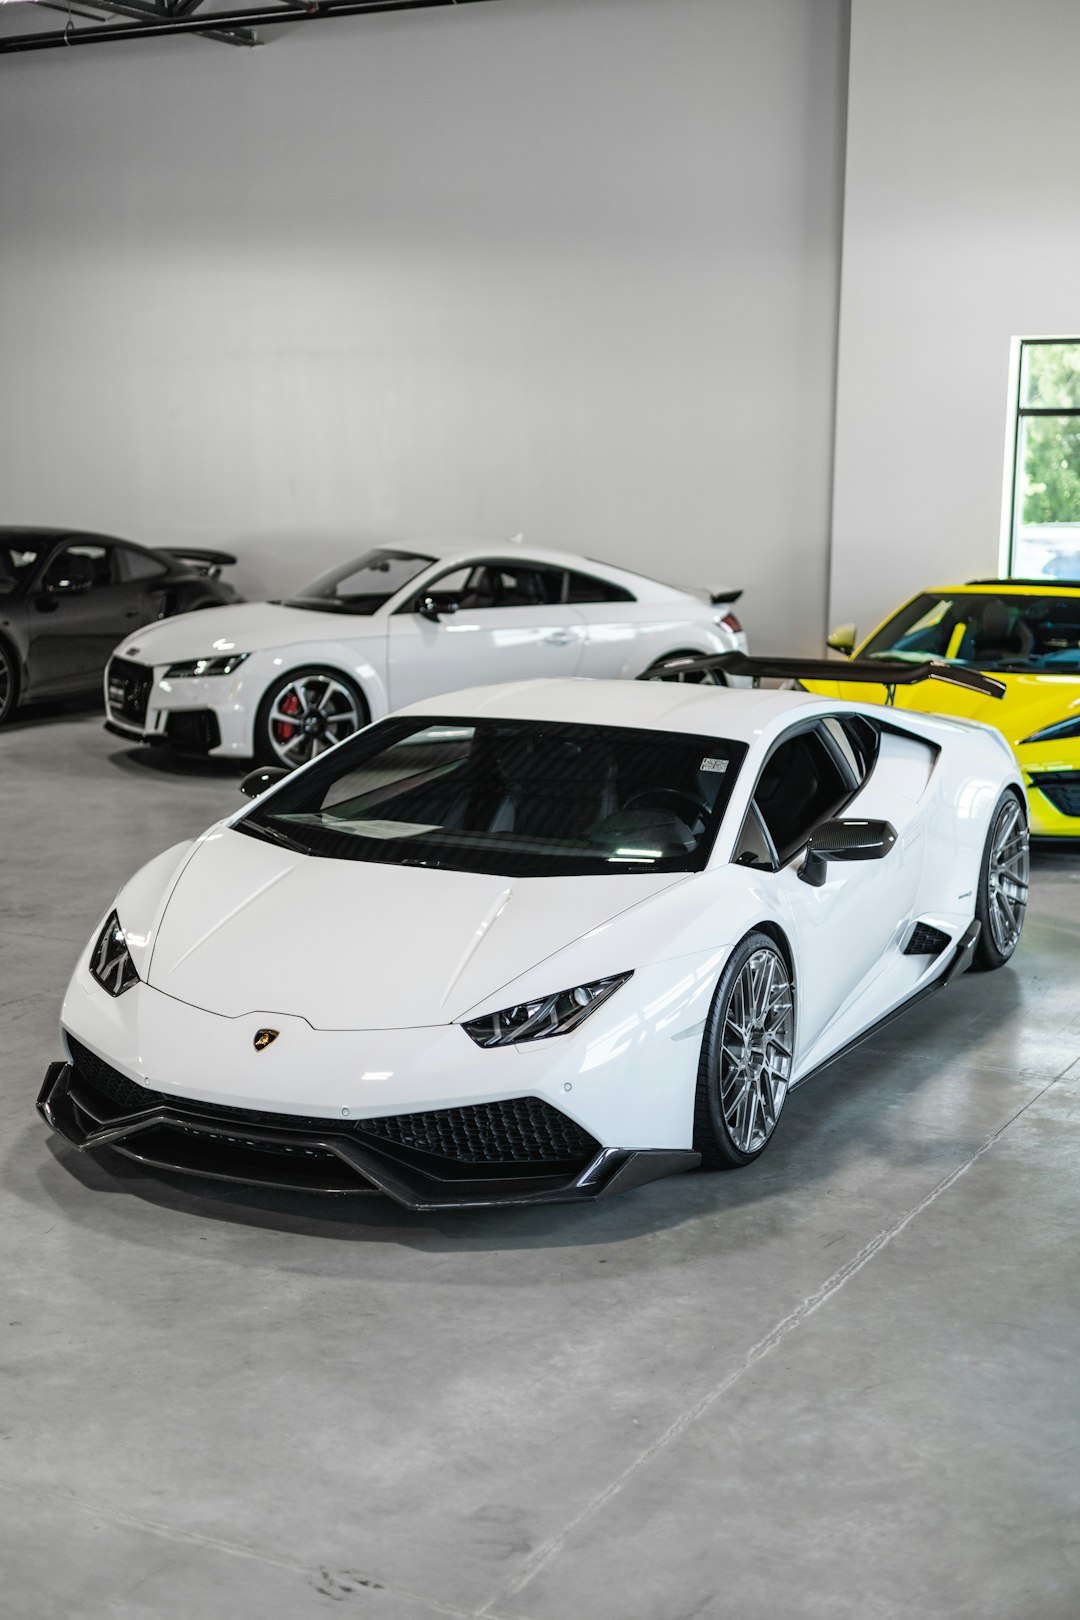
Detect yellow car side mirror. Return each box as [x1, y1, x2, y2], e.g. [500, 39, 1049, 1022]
[826, 623, 856, 656]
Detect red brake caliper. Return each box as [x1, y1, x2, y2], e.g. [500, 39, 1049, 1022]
[275, 690, 301, 741]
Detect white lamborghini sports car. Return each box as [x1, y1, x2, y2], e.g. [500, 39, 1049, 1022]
[102, 542, 747, 765]
[40, 664, 1028, 1211]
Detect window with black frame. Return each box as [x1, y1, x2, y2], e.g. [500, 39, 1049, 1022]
[1009, 340, 1080, 580]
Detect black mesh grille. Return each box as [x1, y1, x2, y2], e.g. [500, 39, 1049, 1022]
[68, 1037, 158, 1109]
[106, 657, 153, 727]
[359, 1097, 595, 1164]
[1032, 773, 1080, 819]
[904, 922, 951, 957]
[165, 710, 221, 754]
[65, 1037, 598, 1167]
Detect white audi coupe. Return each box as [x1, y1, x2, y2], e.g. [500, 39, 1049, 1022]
[102, 542, 747, 765]
[40, 667, 1028, 1210]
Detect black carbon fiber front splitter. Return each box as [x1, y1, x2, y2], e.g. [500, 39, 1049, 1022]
[36, 1063, 699, 1210]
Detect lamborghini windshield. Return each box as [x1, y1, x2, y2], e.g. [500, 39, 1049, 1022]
[284, 549, 434, 615]
[238, 718, 746, 877]
[862, 591, 1080, 673]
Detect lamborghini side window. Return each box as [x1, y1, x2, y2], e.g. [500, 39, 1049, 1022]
[732, 803, 775, 870]
[752, 729, 851, 865]
[821, 715, 879, 785]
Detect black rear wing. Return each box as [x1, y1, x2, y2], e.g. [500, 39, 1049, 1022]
[707, 588, 742, 606]
[155, 546, 238, 580]
[642, 652, 1006, 704]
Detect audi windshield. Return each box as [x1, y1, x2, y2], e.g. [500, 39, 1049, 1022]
[284, 549, 434, 615]
[238, 718, 747, 877]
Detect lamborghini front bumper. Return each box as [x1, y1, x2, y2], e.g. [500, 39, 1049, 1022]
[37, 1055, 697, 1210]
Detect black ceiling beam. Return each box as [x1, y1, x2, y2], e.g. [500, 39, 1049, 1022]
[0, 0, 500, 54]
[68, 0, 258, 45]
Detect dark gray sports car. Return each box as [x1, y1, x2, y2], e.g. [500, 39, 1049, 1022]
[0, 527, 241, 727]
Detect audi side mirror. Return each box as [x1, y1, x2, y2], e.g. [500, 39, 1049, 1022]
[799, 818, 897, 887]
[239, 765, 290, 799]
[417, 595, 458, 623]
[826, 623, 856, 655]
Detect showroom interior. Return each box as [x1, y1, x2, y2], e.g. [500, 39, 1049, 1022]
[2, 1, 1079, 1616]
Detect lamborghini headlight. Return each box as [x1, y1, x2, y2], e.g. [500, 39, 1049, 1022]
[164, 654, 249, 678]
[90, 911, 139, 998]
[1021, 715, 1080, 745]
[462, 972, 632, 1048]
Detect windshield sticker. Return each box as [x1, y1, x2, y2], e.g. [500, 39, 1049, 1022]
[700, 757, 729, 773]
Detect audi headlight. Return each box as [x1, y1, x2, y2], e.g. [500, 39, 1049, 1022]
[90, 911, 139, 997]
[1021, 715, 1080, 745]
[164, 654, 249, 678]
[462, 972, 632, 1048]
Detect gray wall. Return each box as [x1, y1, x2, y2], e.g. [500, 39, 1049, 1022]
[0, 0, 848, 652]
[830, 0, 1080, 641]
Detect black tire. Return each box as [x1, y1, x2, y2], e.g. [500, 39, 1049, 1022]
[645, 651, 728, 686]
[254, 665, 368, 769]
[0, 638, 18, 726]
[971, 789, 1029, 971]
[694, 931, 795, 1169]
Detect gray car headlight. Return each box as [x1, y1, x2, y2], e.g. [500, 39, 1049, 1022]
[90, 911, 139, 998]
[1021, 715, 1080, 745]
[462, 972, 632, 1048]
[164, 654, 249, 678]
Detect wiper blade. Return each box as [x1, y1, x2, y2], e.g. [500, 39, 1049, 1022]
[237, 819, 309, 855]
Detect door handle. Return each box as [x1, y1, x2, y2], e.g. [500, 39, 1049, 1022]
[544, 630, 577, 646]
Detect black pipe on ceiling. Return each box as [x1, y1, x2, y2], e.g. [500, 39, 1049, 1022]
[0, 0, 500, 54]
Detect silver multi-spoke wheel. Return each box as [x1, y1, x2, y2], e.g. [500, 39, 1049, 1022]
[718, 946, 794, 1156]
[264, 673, 362, 768]
[986, 795, 1029, 957]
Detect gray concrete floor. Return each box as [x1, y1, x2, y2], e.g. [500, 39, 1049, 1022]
[2, 702, 1080, 1620]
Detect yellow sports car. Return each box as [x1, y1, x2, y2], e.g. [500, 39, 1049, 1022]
[809, 579, 1080, 837]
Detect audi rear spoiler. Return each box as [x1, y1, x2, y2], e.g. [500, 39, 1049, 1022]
[642, 652, 1006, 703]
[707, 588, 742, 606]
[155, 546, 238, 579]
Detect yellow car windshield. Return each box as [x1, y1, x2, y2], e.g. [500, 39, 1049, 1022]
[861, 591, 1080, 674]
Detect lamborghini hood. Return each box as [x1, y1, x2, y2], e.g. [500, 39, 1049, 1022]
[115, 600, 382, 664]
[801, 670, 1080, 748]
[141, 827, 685, 1030]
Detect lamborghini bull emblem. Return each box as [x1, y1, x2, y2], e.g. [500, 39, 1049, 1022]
[253, 1028, 280, 1052]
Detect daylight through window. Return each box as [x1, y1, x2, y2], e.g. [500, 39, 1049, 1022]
[1009, 339, 1080, 579]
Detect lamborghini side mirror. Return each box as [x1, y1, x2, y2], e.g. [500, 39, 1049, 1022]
[799, 818, 897, 886]
[240, 765, 290, 799]
[826, 623, 856, 656]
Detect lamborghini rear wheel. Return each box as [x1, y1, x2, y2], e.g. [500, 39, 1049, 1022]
[971, 790, 1029, 971]
[694, 932, 795, 1169]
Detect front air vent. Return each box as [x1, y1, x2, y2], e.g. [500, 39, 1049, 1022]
[903, 923, 951, 957]
[1031, 772, 1080, 819]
